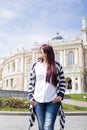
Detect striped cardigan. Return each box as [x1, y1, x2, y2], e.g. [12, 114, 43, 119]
[28, 61, 66, 130]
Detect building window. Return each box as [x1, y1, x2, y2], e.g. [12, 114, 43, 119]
[8, 63, 10, 73]
[17, 58, 21, 72]
[85, 75, 87, 85]
[75, 78, 78, 80]
[6, 80, 8, 87]
[11, 78, 13, 87]
[26, 58, 30, 72]
[68, 51, 74, 65]
[55, 53, 60, 63]
[12, 61, 15, 72]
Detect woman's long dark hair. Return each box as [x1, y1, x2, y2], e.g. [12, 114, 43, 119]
[39, 44, 57, 87]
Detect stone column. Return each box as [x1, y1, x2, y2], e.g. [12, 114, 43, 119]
[78, 77, 82, 93]
[72, 77, 76, 93]
[63, 50, 66, 67]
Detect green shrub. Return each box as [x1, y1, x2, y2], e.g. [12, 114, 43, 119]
[0, 97, 29, 109]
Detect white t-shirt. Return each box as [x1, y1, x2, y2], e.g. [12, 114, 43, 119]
[33, 62, 57, 103]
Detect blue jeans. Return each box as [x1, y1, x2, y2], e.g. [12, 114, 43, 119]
[34, 101, 61, 130]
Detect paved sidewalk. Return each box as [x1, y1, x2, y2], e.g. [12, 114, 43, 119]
[0, 110, 87, 116]
[0, 114, 87, 130]
[63, 99, 87, 108]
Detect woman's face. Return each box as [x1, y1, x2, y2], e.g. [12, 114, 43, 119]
[39, 48, 47, 59]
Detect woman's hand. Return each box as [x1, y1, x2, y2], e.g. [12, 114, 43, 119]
[52, 96, 62, 103]
[30, 98, 36, 106]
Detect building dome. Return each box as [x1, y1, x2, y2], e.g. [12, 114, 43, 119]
[51, 32, 63, 41]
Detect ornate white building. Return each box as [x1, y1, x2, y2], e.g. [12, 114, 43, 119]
[0, 17, 87, 94]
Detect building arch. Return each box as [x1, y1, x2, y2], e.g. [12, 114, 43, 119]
[66, 77, 72, 89]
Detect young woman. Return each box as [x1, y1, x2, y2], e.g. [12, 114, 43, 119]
[28, 44, 66, 130]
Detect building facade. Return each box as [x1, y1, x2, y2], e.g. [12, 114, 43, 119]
[0, 17, 87, 94]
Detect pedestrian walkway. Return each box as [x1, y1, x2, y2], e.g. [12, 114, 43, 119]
[63, 99, 87, 108]
[0, 114, 87, 130]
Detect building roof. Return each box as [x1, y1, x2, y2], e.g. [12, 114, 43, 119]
[51, 32, 63, 41]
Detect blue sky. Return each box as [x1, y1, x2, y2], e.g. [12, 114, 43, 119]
[0, 0, 87, 58]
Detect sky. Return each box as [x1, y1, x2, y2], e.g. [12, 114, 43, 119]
[0, 0, 87, 58]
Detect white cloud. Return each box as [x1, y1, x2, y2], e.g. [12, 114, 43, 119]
[0, 8, 19, 19]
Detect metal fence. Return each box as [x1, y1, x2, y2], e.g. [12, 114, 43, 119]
[0, 90, 28, 98]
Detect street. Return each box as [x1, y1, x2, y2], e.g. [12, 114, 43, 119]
[0, 114, 87, 130]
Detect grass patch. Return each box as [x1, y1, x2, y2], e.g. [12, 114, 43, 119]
[0, 107, 29, 112]
[66, 93, 87, 102]
[0, 104, 87, 112]
[63, 103, 87, 111]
